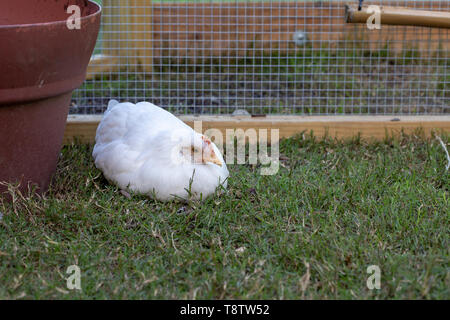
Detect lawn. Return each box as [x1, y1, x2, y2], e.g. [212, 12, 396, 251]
[0, 132, 448, 299]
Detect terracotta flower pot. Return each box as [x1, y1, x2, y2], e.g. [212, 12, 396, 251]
[0, 0, 101, 197]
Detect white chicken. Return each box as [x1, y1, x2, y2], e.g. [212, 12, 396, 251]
[92, 100, 229, 201]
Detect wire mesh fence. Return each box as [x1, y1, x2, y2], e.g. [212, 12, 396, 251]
[71, 0, 449, 115]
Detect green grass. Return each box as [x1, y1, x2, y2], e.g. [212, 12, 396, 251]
[0, 133, 449, 299]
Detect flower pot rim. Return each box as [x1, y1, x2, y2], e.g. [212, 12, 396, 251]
[0, 0, 101, 30]
[0, 0, 102, 105]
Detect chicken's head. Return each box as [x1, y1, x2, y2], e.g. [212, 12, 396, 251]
[177, 133, 222, 167]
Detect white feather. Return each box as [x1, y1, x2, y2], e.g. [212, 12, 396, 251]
[93, 101, 229, 201]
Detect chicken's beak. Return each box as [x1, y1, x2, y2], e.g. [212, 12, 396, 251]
[203, 152, 222, 167]
[201, 135, 222, 167]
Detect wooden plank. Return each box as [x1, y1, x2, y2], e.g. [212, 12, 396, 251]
[101, 0, 139, 65]
[346, 4, 450, 29]
[64, 115, 450, 144]
[64, 115, 102, 144]
[131, 0, 153, 72]
[86, 54, 119, 80]
[101, 0, 152, 71]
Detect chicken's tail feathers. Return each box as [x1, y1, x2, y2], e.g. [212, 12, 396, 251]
[107, 99, 120, 109]
[104, 99, 120, 116]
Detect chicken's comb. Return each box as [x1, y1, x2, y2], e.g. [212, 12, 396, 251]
[201, 136, 211, 145]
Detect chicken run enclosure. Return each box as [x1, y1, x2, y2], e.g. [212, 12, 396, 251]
[67, 0, 450, 142]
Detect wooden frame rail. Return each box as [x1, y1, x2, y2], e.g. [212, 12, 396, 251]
[64, 115, 450, 144]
